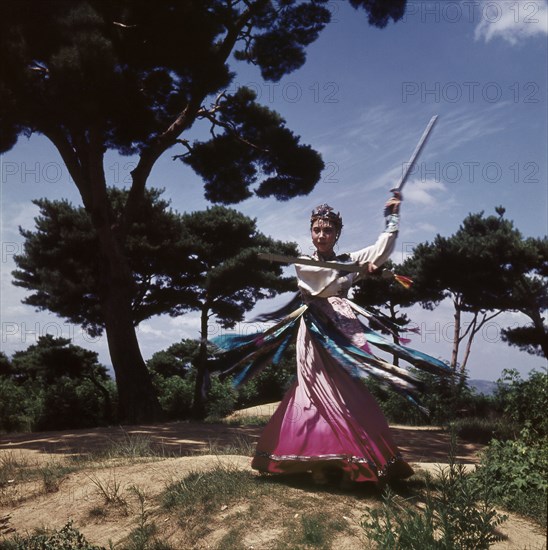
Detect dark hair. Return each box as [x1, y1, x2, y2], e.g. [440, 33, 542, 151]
[310, 204, 343, 239]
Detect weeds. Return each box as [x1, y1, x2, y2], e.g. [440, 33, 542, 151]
[39, 463, 73, 493]
[473, 430, 548, 527]
[104, 433, 158, 460]
[204, 434, 256, 456]
[87, 472, 127, 508]
[360, 432, 507, 549]
[163, 466, 259, 513]
[221, 414, 270, 427]
[0, 520, 103, 550]
[0, 453, 26, 488]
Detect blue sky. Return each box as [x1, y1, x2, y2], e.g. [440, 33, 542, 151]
[1, 0, 547, 381]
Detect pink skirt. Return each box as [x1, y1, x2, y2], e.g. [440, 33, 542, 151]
[251, 301, 413, 483]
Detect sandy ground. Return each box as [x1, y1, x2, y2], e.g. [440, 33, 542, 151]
[0, 405, 545, 549]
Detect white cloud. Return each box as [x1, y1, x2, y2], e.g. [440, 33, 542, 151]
[1, 201, 40, 240]
[474, 0, 548, 45]
[405, 178, 447, 206]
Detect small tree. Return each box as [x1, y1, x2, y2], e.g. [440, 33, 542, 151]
[408, 209, 532, 378]
[13, 188, 190, 338]
[10, 335, 114, 428]
[501, 237, 548, 359]
[171, 206, 297, 417]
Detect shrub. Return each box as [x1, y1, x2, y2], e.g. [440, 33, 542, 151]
[450, 416, 517, 444]
[154, 373, 194, 420]
[474, 431, 548, 526]
[0, 378, 40, 432]
[205, 376, 238, 421]
[493, 368, 548, 438]
[0, 520, 103, 549]
[37, 377, 108, 431]
[361, 433, 507, 549]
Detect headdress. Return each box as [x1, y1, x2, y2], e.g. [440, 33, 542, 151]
[310, 203, 343, 239]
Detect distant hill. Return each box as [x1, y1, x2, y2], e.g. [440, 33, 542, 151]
[468, 379, 498, 396]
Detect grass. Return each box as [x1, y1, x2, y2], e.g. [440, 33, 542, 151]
[299, 512, 348, 548]
[0, 452, 27, 489]
[63, 431, 178, 466]
[162, 465, 359, 549]
[360, 433, 509, 550]
[163, 465, 260, 512]
[39, 462, 74, 493]
[204, 434, 256, 456]
[449, 416, 518, 444]
[220, 414, 271, 427]
[103, 433, 160, 459]
[120, 485, 175, 550]
[0, 451, 79, 507]
[87, 471, 128, 509]
[1, 423, 545, 549]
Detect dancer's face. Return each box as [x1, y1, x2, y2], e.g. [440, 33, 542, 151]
[311, 219, 337, 256]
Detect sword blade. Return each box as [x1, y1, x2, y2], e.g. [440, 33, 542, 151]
[258, 252, 364, 272]
[393, 115, 438, 193]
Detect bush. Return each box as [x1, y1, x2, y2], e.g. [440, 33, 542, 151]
[361, 434, 507, 549]
[205, 376, 238, 421]
[364, 378, 425, 425]
[153, 373, 195, 420]
[0, 378, 40, 432]
[450, 416, 517, 444]
[461, 369, 548, 527]
[233, 351, 296, 410]
[493, 368, 547, 438]
[0, 520, 103, 549]
[474, 431, 548, 526]
[36, 377, 110, 431]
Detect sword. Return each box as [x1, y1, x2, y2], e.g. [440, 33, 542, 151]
[392, 115, 439, 195]
[258, 252, 364, 272]
[258, 253, 413, 287]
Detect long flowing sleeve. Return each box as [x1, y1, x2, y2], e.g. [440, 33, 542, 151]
[349, 212, 399, 279]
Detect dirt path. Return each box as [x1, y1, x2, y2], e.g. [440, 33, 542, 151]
[1, 417, 545, 549]
[0, 420, 483, 465]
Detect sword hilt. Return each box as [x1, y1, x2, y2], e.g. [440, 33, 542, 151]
[384, 190, 402, 217]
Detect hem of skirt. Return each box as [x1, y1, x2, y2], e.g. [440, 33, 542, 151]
[251, 451, 413, 482]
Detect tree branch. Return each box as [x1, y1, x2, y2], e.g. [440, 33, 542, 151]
[124, 1, 268, 229]
[197, 107, 270, 153]
[42, 128, 90, 206]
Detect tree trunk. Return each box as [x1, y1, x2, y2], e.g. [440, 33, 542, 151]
[460, 314, 477, 377]
[528, 308, 548, 359]
[87, 140, 162, 424]
[97, 239, 163, 424]
[388, 302, 399, 367]
[47, 130, 163, 424]
[192, 303, 211, 419]
[460, 310, 502, 375]
[451, 297, 462, 372]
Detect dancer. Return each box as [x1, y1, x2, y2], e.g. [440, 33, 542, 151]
[213, 195, 451, 485]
